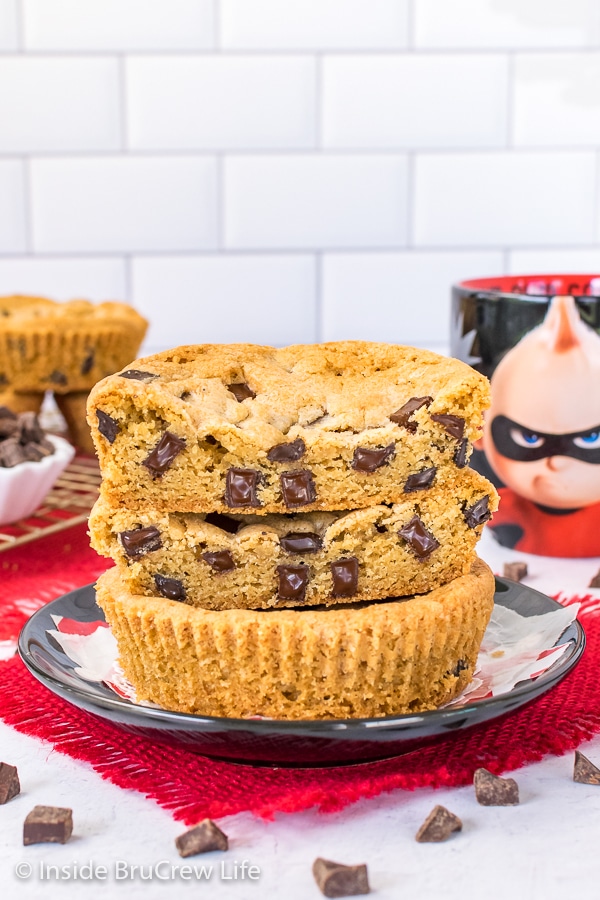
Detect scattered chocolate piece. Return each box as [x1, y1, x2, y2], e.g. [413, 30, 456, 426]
[280, 470, 317, 508]
[0, 410, 56, 467]
[142, 431, 186, 477]
[503, 561, 528, 582]
[48, 370, 67, 386]
[96, 409, 120, 443]
[398, 516, 440, 559]
[225, 467, 262, 508]
[154, 574, 186, 602]
[120, 525, 162, 558]
[474, 767, 519, 806]
[277, 564, 310, 602]
[227, 382, 256, 402]
[23, 806, 73, 845]
[390, 396, 433, 432]
[80, 349, 95, 375]
[312, 858, 369, 898]
[204, 512, 241, 534]
[573, 751, 600, 784]
[415, 805, 462, 843]
[403, 467, 437, 493]
[454, 438, 469, 468]
[0, 762, 20, 804]
[176, 819, 228, 858]
[588, 570, 600, 589]
[0, 416, 18, 438]
[0, 406, 17, 419]
[280, 532, 323, 554]
[352, 443, 395, 473]
[202, 550, 236, 574]
[331, 557, 359, 598]
[267, 438, 306, 463]
[431, 413, 465, 440]
[464, 496, 492, 529]
[120, 369, 157, 381]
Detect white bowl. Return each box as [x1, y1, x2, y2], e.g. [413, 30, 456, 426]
[0, 435, 75, 527]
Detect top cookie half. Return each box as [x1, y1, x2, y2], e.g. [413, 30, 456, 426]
[87, 341, 490, 515]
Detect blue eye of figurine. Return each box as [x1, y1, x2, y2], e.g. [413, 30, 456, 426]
[510, 428, 545, 449]
[574, 431, 600, 448]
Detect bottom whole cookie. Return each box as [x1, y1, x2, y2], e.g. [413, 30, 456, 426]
[96, 558, 495, 720]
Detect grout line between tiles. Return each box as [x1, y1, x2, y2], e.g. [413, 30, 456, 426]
[314, 252, 323, 342]
[22, 156, 33, 254]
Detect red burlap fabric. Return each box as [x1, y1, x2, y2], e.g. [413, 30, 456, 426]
[1, 523, 599, 824]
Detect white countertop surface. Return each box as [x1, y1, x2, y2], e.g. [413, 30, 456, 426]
[2, 529, 600, 900]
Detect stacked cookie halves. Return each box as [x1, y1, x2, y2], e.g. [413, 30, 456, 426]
[88, 341, 498, 720]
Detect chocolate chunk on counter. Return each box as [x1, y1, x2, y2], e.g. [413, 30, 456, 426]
[277, 564, 310, 602]
[267, 438, 306, 463]
[175, 819, 229, 858]
[23, 806, 73, 845]
[454, 438, 469, 468]
[352, 443, 395, 473]
[120, 525, 162, 558]
[312, 858, 370, 898]
[503, 561, 528, 582]
[464, 496, 492, 529]
[573, 751, 600, 784]
[202, 550, 236, 574]
[403, 467, 436, 493]
[416, 805, 462, 843]
[142, 431, 186, 477]
[588, 570, 600, 589]
[398, 516, 440, 559]
[96, 409, 120, 443]
[331, 557, 359, 598]
[204, 512, 242, 534]
[280, 532, 323, 554]
[430, 413, 465, 440]
[0, 762, 20, 804]
[154, 574, 186, 602]
[225, 467, 262, 508]
[228, 382, 256, 402]
[474, 768, 519, 806]
[280, 470, 317, 508]
[120, 369, 158, 381]
[389, 396, 432, 432]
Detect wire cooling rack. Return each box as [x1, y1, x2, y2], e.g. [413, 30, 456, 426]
[0, 455, 100, 552]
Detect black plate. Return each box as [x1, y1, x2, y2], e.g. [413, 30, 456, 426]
[18, 579, 585, 767]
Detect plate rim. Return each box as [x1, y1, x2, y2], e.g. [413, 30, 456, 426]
[17, 577, 586, 741]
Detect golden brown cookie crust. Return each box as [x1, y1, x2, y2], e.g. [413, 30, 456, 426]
[87, 341, 490, 514]
[96, 557, 495, 720]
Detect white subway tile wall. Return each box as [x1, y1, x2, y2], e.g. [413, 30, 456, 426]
[1, 0, 600, 354]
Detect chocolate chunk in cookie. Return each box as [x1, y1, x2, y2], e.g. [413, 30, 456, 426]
[464, 495, 492, 529]
[280, 470, 317, 508]
[454, 438, 469, 468]
[352, 443, 395, 473]
[225, 468, 262, 508]
[398, 516, 440, 559]
[228, 382, 256, 402]
[120, 525, 162, 558]
[389, 396, 432, 432]
[331, 557, 359, 598]
[280, 532, 323, 554]
[120, 369, 157, 381]
[277, 564, 310, 602]
[80, 349, 95, 375]
[96, 409, 120, 443]
[202, 550, 236, 574]
[142, 432, 186, 477]
[267, 438, 306, 463]
[403, 467, 436, 493]
[431, 413, 465, 440]
[154, 574, 186, 602]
